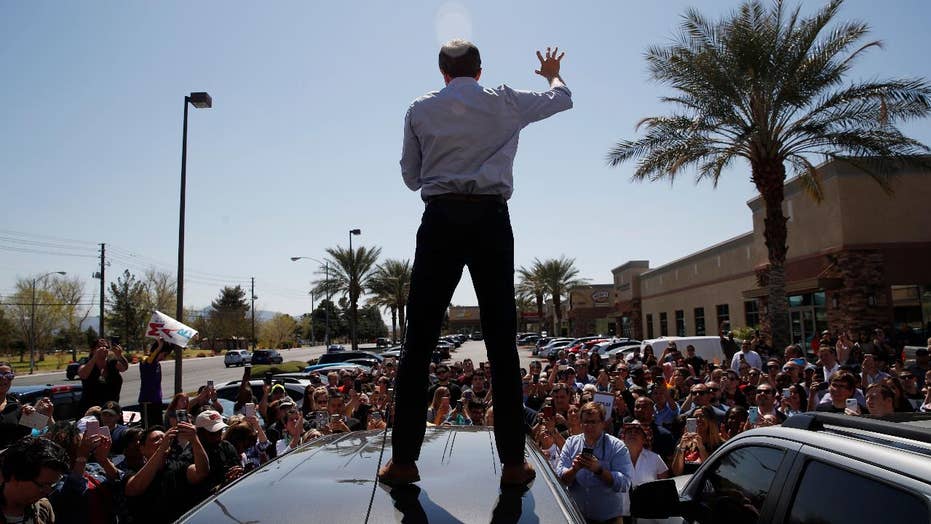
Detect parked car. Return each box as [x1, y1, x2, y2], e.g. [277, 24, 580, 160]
[291, 362, 374, 376]
[326, 344, 346, 353]
[470, 332, 484, 340]
[215, 379, 307, 408]
[309, 351, 383, 367]
[178, 426, 586, 523]
[538, 338, 575, 359]
[250, 349, 284, 365]
[224, 349, 252, 367]
[65, 357, 89, 380]
[375, 337, 392, 348]
[631, 412, 931, 523]
[8, 384, 84, 422]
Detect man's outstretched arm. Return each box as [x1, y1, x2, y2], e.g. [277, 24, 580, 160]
[514, 46, 572, 126]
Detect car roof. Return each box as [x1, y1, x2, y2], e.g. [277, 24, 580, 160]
[179, 427, 584, 523]
[742, 415, 931, 483]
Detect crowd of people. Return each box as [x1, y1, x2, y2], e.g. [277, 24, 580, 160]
[0, 327, 929, 523]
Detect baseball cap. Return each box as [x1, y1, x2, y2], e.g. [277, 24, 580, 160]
[195, 410, 228, 433]
[271, 384, 286, 395]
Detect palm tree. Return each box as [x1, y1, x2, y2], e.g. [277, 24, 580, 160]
[607, 0, 930, 350]
[368, 258, 412, 343]
[541, 257, 588, 336]
[313, 245, 382, 350]
[517, 259, 548, 331]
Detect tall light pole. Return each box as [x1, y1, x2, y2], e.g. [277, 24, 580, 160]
[291, 257, 330, 346]
[30, 271, 66, 374]
[349, 228, 361, 350]
[176, 91, 212, 395]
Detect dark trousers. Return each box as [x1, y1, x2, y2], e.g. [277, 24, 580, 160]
[392, 198, 524, 465]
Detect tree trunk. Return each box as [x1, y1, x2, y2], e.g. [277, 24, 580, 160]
[553, 296, 562, 337]
[754, 159, 790, 353]
[390, 306, 397, 343]
[536, 294, 544, 332]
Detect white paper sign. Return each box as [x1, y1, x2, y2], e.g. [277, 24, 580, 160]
[19, 411, 49, 430]
[593, 392, 615, 421]
[146, 310, 198, 348]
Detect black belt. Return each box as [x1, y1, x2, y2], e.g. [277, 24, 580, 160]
[426, 193, 506, 204]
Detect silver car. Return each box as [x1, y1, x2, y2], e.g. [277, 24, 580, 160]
[224, 349, 252, 367]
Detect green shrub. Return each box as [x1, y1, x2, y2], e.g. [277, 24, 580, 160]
[251, 361, 306, 376]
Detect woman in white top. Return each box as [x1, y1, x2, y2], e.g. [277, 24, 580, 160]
[620, 421, 669, 519]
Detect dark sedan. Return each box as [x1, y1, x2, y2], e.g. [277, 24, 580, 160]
[250, 349, 284, 365]
[179, 426, 585, 523]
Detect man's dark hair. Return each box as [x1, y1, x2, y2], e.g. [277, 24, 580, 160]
[439, 39, 481, 78]
[141, 425, 166, 446]
[1, 437, 70, 482]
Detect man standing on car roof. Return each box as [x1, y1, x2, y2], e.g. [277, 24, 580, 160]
[379, 39, 572, 488]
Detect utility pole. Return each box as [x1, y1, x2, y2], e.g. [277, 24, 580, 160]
[251, 277, 256, 350]
[95, 243, 106, 338]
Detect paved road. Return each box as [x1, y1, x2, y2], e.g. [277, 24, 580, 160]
[13, 340, 542, 405]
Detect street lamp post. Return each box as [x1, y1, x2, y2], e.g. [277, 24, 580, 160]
[30, 271, 66, 374]
[349, 228, 361, 350]
[176, 91, 212, 395]
[290, 257, 330, 346]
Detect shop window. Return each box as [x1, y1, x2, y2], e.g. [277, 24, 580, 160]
[716, 304, 730, 333]
[659, 312, 668, 336]
[675, 310, 686, 336]
[646, 314, 654, 339]
[694, 307, 706, 336]
[745, 300, 760, 328]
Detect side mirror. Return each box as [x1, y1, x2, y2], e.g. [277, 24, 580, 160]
[630, 479, 680, 519]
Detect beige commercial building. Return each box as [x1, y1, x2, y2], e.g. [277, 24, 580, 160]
[609, 158, 931, 349]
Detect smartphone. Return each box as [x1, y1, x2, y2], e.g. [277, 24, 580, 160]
[176, 409, 189, 423]
[98, 426, 111, 439]
[330, 414, 342, 424]
[685, 417, 698, 434]
[738, 353, 745, 361]
[782, 388, 791, 398]
[816, 381, 830, 391]
[264, 372, 273, 386]
[581, 447, 595, 458]
[748, 406, 759, 424]
[109, 336, 120, 346]
[354, 379, 362, 393]
[455, 399, 463, 411]
[243, 364, 252, 379]
[244, 403, 256, 418]
[543, 405, 555, 418]
[314, 411, 328, 429]
[371, 411, 383, 421]
[532, 374, 540, 384]
[85, 419, 100, 436]
[845, 398, 859, 412]
[207, 380, 214, 389]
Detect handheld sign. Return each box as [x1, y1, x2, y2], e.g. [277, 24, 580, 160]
[146, 310, 198, 348]
[593, 392, 615, 421]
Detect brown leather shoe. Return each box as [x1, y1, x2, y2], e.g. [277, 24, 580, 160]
[500, 462, 536, 487]
[377, 460, 420, 486]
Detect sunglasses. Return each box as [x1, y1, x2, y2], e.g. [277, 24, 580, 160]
[0, 372, 15, 381]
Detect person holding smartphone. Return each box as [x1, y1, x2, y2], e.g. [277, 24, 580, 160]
[557, 402, 633, 523]
[78, 339, 129, 413]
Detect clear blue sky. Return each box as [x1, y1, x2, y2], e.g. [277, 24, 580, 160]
[2, 0, 930, 320]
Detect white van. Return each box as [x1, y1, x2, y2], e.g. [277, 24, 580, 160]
[640, 336, 730, 366]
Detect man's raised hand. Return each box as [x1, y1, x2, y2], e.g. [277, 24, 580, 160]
[535, 46, 564, 80]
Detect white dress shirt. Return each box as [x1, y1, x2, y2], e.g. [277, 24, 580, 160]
[400, 77, 572, 200]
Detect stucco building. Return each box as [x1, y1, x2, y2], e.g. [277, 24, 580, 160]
[610, 158, 931, 349]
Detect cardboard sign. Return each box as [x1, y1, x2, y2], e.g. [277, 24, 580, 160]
[145, 310, 198, 348]
[593, 392, 615, 421]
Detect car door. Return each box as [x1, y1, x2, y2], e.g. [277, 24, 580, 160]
[680, 437, 801, 523]
[772, 445, 931, 524]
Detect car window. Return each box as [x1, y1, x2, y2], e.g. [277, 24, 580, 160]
[693, 445, 786, 523]
[786, 460, 929, 524]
